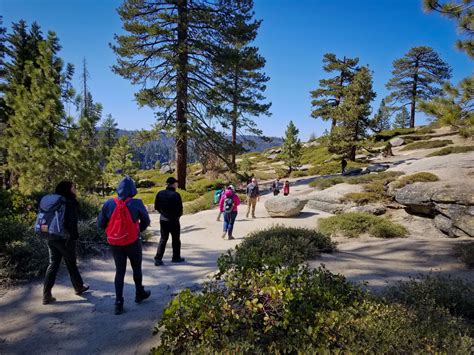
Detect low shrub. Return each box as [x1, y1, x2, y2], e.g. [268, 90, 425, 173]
[341, 191, 382, 204]
[400, 139, 453, 151]
[309, 171, 404, 190]
[183, 191, 215, 214]
[454, 241, 474, 268]
[77, 220, 108, 255]
[309, 176, 344, 189]
[391, 172, 439, 189]
[187, 178, 224, 194]
[252, 170, 274, 181]
[427, 145, 474, 157]
[136, 179, 156, 188]
[374, 127, 415, 141]
[217, 226, 336, 273]
[318, 212, 408, 238]
[152, 266, 472, 354]
[77, 194, 102, 220]
[415, 125, 436, 134]
[384, 273, 474, 321]
[290, 170, 309, 178]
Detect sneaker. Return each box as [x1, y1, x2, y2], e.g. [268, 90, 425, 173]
[154, 259, 164, 266]
[114, 299, 124, 315]
[227, 235, 235, 240]
[221, 231, 227, 239]
[42, 295, 56, 305]
[75, 284, 90, 295]
[135, 289, 151, 303]
[171, 257, 185, 263]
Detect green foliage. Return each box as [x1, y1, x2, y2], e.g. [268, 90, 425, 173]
[300, 144, 333, 165]
[280, 120, 302, 173]
[217, 226, 336, 273]
[341, 191, 382, 204]
[183, 191, 215, 215]
[372, 98, 391, 132]
[392, 106, 410, 129]
[105, 136, 139, 184]
[318, 212, 408, 238]
[307, 160, 365, 176]
[252, 170, 274, 181]
[309, 171, 403, 190]
[385, 273, 474, 320]
[237, 156, 253, 174]
[374, 127, 416, 141]
[136, 179, 155, 188]
[187, 178, 224, 194]
[385, 46, 451, 128]
[400, 139, 453, 151]
[289, 170, 309, 178]
[454, 241, 474, 268]
[153, 265, 472, 354]
[391, 172, 439, 188]
[427, 145, 474, 157]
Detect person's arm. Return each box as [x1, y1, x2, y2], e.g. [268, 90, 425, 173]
[176, 193, 183, 218]
[65, 200, 80, 240]
[234, 194, 241, 207]
[154, 192, 161, 213]
[97, 202, 110, 230]
[137, 200, 151, 232]
[219, 193, 225, 212]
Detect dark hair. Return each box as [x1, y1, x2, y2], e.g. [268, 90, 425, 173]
[55, 181, 76, 200]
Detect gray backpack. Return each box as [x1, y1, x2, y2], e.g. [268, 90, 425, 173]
[34, 194, 67, 239]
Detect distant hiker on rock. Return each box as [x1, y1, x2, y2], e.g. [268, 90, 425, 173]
[98, 176, 151, 315]
[246, 177, 260, 218]
[39, 181, 90, 305]
[154, 177, 185, 266]
[283, 180, 290, 196]
[219, 185, 241, 240]
[272, 178, 281, 196]
[341, 158, 347, 174]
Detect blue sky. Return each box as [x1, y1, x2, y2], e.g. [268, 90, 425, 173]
[2, 0, 472, 140]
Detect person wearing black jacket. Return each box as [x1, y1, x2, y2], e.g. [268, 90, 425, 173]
[154, 177, 184, 266]
[43, 181, 89, 305]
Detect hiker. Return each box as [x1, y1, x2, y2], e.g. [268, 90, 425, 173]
[214, 185, 224, 221]
[98, 176, 151, 315]
[283, 180, 290, 196]
[341, 158, 347, 174]
[154, 176, 185, 266]
[40, 181, 89, 305]
[219, 185, 240, 240]
[272, 178, 281, 196]
[246, 177, 260, 218]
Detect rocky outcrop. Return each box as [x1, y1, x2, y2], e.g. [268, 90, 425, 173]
[160, 162, 175, 174]
[342, 168, 364, 176]
[364, 164, 389, 173]
[394, 182, 474, 238]
[264, 197, 307, 217]
[389, 137, 404, 147]
[345, 203, 386, 216]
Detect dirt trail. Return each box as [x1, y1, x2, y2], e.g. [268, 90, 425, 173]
[1, 150, 472, 354]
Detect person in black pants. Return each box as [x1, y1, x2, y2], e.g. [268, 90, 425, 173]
[154, 176, 184, 266]
[98, 176, 151, 315]
[43, 181, 89, 305]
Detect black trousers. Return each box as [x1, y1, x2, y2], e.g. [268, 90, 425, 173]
[43, 239, 84, 297]
[155, 219, 181, 261]
[110, 238, 144, 300]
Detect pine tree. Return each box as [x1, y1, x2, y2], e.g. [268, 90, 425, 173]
[386, 46, 451, 128]
[208, 0, 271, 169]
[281, 120, 302, 174]
[372, 98, 392, 133]
[419, 76, 474, 136]
[112, 0, 236, 189]
[99, 114, 119, 158]
[329, 66, 376, 161]
[423, 0, 473, 58]
[0, 17, 7, 188]
[105, 136, 138, 184]
[310, 53, 359, 131]
[392, 106, 410, 129]
[5, 33, 71, 193]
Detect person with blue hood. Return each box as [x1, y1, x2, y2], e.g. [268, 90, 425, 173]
[98, 176, 151, 315]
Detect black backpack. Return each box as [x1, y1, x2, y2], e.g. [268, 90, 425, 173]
[224, 196, 234, 213]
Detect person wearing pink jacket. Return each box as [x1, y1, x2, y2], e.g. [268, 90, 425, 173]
[219, 185, 241, 240]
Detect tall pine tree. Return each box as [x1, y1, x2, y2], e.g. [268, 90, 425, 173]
[372, 98, 391, 132]
[310, 53, 359, 131]
[281, 120, 302, 174]
[392, 106, 410, 129]
[386, 46, 451, 128]
[105, 135, 138, 184]
[0, 17, 7, 188]
[329, 66, 376, 161]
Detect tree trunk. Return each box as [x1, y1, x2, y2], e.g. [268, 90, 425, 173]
[231, 66, 239, 170]
[410, 60, 419, 128]
[176, 0, 188, 190]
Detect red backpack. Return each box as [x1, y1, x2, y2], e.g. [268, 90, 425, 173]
[105, 198, 139, 246]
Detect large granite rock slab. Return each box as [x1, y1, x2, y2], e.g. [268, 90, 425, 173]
[264, 197, 307, 217]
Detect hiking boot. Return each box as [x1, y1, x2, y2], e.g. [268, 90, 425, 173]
[221, 231, 227, 239]
[114, 298, 124, 315]
[154, 259, 164, 266]
[42, 294, 56, 305]
[227, 235, 235, 240]
[252, 215, 256, 218]
[135, 289, 151, 303]
[171, 257, 185, 263]
[75, 284, 90, 295]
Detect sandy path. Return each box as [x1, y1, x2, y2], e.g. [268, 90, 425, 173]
[0, 177, 471, 354]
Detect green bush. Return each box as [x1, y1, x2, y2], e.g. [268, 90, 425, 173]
[217, 226, 336, 273]
[454, 241, 474, 268]
[77, 220, 108, 255]
[374, 127, 415, 141]
[309, 171, 404, 190]
[427, 145, 474, 157]
[152, 266, 472, 354]
[341, 192, 382, 204]
[400, 139, 453, 151]
[136, 179, 156, 188]
[309, 176, 345, 189]
[183, 191, 215, 214]
[77, 194, 102, 220]
[391, 172, 439, 189]
[187, 178, 224, 194]
[318, 212, 408, 238]
[384, 273, 474, 321]
[290, 170, 309, 178]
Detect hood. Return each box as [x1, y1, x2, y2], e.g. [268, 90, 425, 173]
[117, 176, 137, 200]
[224, 189, 234, 197]
[40, 194, 65, 212]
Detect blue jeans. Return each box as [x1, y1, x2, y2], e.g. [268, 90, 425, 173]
[223, 211, 237, 235]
